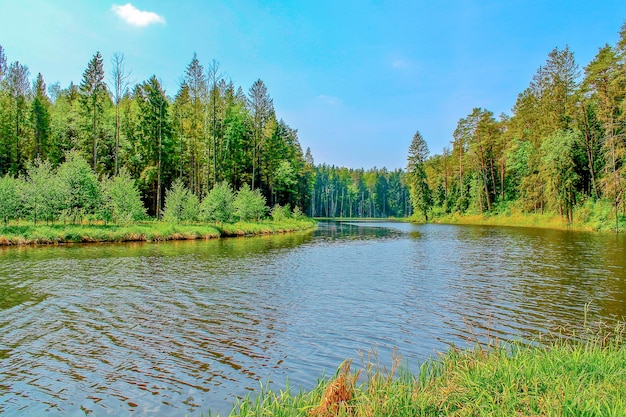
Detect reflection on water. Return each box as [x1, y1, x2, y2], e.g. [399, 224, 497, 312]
[0, 222, 625, 416]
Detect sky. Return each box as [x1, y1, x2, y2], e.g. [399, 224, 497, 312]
[1, 0, 626, 170]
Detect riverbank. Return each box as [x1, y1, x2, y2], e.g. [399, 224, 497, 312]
[228, 322, 626, 416]
[0, 218, 317, 245]
[426, 203, 625, 233]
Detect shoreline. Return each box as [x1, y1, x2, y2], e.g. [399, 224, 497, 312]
[227, 322, 626, 416]
[317, 212, 622, 233]
[0, 219, 318, 246]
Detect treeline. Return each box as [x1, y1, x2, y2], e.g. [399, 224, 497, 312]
[309, 165, 411, 218]
[0, 48, 313, 217]
[406, 22, 626, 230]
[0, 150, 302, 227]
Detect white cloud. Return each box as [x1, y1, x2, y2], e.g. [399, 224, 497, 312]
[111, 3, 165, 27]
[318, 94, 342, 106]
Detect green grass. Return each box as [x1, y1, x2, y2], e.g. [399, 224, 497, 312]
[0, 218, 317, 245]
[219, 321, 626, 417]
[430, 204, 626, 233]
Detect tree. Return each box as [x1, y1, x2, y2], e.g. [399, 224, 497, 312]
[182, 53, 208, 194]
[30, 73, 51, 160]
[248, 79, 274, 190]
[101, 167, 146, 224]
[234, 183, 267, 221]
[21, 159, 59, 225]
[79, 52, 107, 171]
[163, 178, 198, 223]
[2, 61, 30, 173]
[406, 130, 432, 220]
[207, 59, 224, 187]
[137, 75, 172, 217]
[0, 45, 6, 83]
[110, 52, 132, 176]
[48, 82, 81, 166]
[540, 130, 581, 222]
[201, 181, 235, 224]
[57, 151, 101, 223]
[0, 174, 21, 225]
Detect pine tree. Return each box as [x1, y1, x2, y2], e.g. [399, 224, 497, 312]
[30, 73, 51, 160]
[2, 61, 30, 174]
[79, 51, 107, 171]
[248, 79, 274, 191]
[137, 75, 172, 217]
[407, 130, 432, 220]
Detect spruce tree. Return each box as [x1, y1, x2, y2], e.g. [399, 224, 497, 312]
[79, 51, 107, 171]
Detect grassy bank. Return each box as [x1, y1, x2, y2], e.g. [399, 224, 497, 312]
[225, 322, 626, 417]
[427, 201, 626, 233]
[0, 218, 317, 245]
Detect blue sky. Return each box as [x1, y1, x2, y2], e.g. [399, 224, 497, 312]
[1, 1, 626, 169]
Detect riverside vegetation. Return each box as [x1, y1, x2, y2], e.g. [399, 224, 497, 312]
[224, 321, 626, 417]
[0, 152, 315, 245]
[304, 22, 626, 232]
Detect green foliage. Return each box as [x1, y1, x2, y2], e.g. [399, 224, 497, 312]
[310, 165, 411, 218]
[57, 151, 101, 223]
[235, 184, 267, 222]
[200, 181, 235, 224]
[270, 204, 291, 221]
[407, 130, 433, 220]
[21, 159, 58, 225]
[163, 178, 198, 223]
[292, 205, 305, 219]
[540, 130, 580, 221]
[101, 168, 146, 225]
[0, 46, 310, 216]
[0, 174, 21, 225]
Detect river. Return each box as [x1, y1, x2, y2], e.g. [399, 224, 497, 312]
[1, 221, 625, 416]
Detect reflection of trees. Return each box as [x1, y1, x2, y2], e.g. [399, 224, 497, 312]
[0, 284, 45, 310]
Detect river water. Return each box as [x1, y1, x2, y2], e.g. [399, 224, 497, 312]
[1, 221, 625, 416]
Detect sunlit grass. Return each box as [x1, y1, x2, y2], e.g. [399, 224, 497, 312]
[0, 218, 317, 245]
[431, 205, 626, 233]
[218, 321, 626, 417]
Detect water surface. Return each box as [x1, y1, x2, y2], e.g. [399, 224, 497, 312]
[1, 222, 624, 415]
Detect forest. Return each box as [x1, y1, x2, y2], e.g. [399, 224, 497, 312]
[0, 48, 313, 219]
[402, 23, 626, 231]
[1, 21, 626, 229]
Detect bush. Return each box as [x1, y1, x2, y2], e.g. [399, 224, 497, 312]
[163, 178, 199, 223]
[271, 204, 291, 221]
[201, 182, 236, 224]
[0, 175, 21, 226]
[57, 151, 101, 224]
[292, 205, 305, 219]
[101, 168, 147, 225]
[234, 184, 267, 222]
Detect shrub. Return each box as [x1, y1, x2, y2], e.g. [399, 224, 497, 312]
[234, 184, 267, 222]
[163, 178, 199, 223]
[201, 181, 236, 224]
[271, 204, 291, 221]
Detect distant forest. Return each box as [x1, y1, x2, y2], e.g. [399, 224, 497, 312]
[1, 21, 625, 225]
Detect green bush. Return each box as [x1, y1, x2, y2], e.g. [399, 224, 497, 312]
[234, 184, 267, 222]
[201, 181, 236, 224]
[271, 204, 291, 221]
[163, 178, 199, 223]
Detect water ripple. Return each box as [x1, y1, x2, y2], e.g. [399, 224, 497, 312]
[0, 224, 625, 415]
